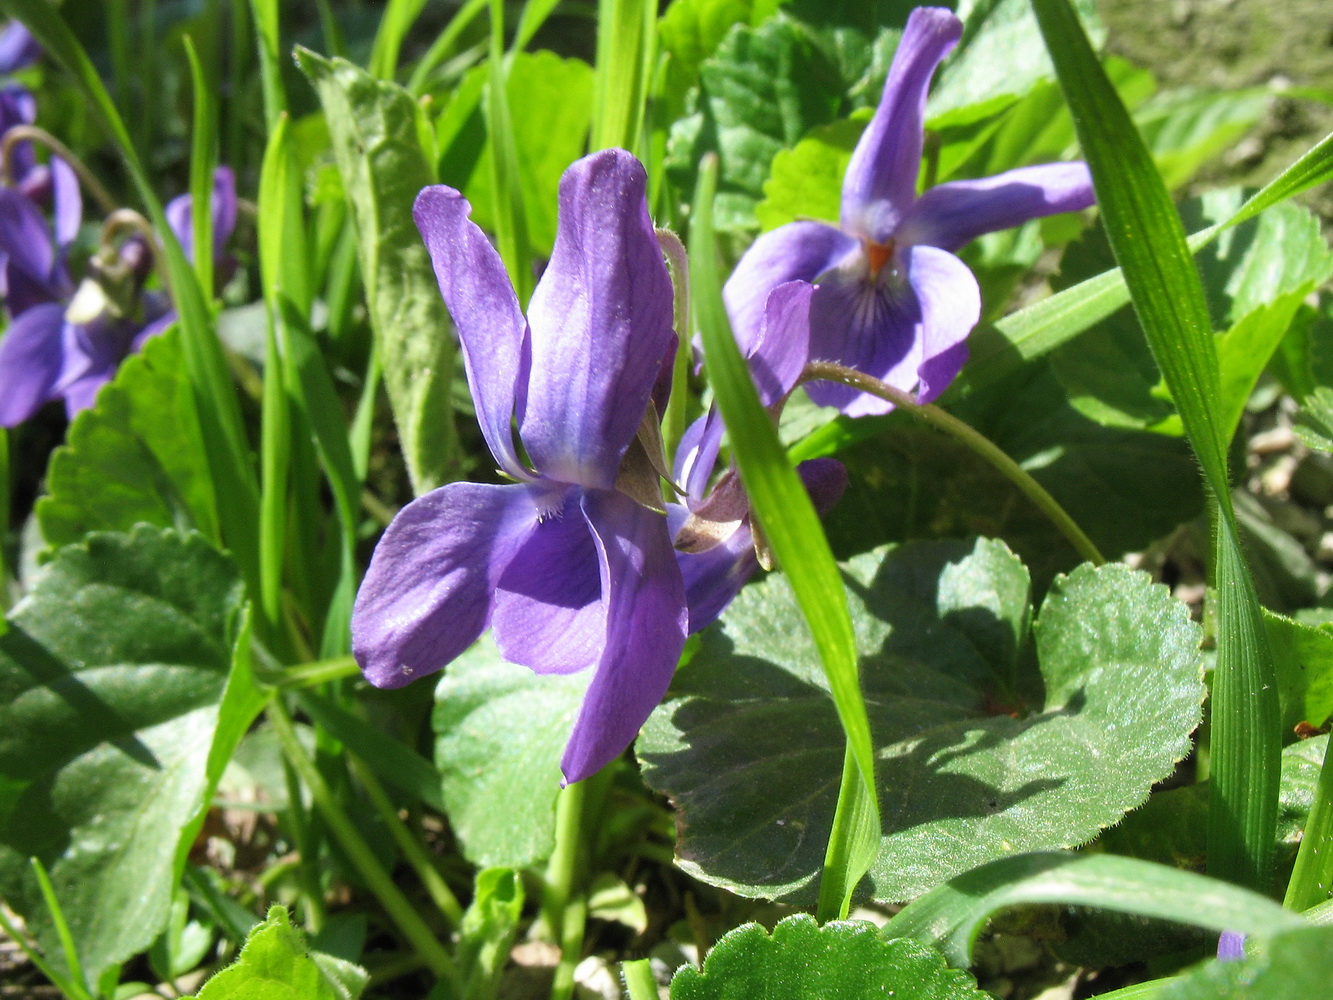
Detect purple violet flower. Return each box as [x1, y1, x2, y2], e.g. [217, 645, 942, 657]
[352, 149, 691, 785]
[723, 6, 1096, 417]
[0, 166, 236, 425]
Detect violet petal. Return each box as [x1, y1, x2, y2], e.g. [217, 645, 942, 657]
[1217, 931, 1246, 961]
[521, 149, 674, 491]
[351, 481, 539, 689]
[722, 220, 855, 358]
[0, 301, 66, 425]
[414, 185, 530, 481]
[675, 408, 724, 502]
[0, 22, 39, 74]
[898, 161, 1096, 252]
[51, 157, 81, 253]
[840, 7, 961, 243]
[749, 280, 814, 406]
[560, 490, 687, 784]
[908, 244, 981, 403]
[493, 486, 605, 676]
[0, 186, 58, 311]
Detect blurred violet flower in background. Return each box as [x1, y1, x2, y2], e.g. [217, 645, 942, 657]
[723, 6, 1096, 417]
[1216, 931, 1246, 961]
[0, 165, 236, 425]
[353, 149, 690, 785]
[0, 21, 39, 75]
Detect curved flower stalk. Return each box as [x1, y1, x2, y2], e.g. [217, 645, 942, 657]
[353, 150, 689, 786]
[0, 165, 236, 425]
[723, 6, 1096, 417]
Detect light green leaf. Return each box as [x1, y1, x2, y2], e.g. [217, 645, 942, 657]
[1263, 614, 1333, 737]
[36, 328, 219, 548]
[297, 48, 459, 495]
[0, 528, 245, 989]
[432, 635, 590, 868]
[930, 0, 1103, 116]
[458, 868, 524, 999]
[659, 0, 756, 79]
[437, 51, 594, 256]
[186, 906, 367, 1000]
[1295, 386, 1333, 453]
[753, 112, 866, 232]
[665, 14, 846, 231]
[639, 540, 1205, 903]
[670, 914, 988, 1000]
[1138, 87, 1269, 191]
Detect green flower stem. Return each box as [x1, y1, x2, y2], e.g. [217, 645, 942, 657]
[267, 701, 461, 987]
[347, 754, 465, 930]
[1285, 738, 1333, 912]
[252, 654, 359, 690]
[550, 894, 589, 1000]
[280, 754, 327, 933]
[621, 959, 658, 1000]
[542, 769, 611, 1000]
[0, 124, 119, 214]
[800, 361, 1105, 566]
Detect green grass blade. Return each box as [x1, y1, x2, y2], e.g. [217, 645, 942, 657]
[405, 0, 489, 96]
[6, 0, 261, 592]
[183, 36, 218, 302]
[248, 0, 287, 129]
[965, 129, 1333, 390]
[1030, 0, 1279, 893]
[590, 0, 653, 153]
[369, 0, 429, 79]
[1284, 736, 1333, 912]
[885, 852, 1306, 968]
[690, 155, 878, 920]
[486, 0, 533, 302]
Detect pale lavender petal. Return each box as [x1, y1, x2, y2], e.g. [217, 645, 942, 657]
[670, 458, 846, 632]
[1217, 931, 1246, 961]
[414, 185, 529, 481]
[749, 280, 813, 406]
[351, 482, 540, 689]
[897, 162, 1096, 252]
[0, 186, 57, 311]
[909, 245, 981, 403]
[493, 486, 604, 676]
[521, 149, 674, 490]
[0, 301, 67, 425]
[840, 7, 962, 243]
[723, 221, 855, 358]
[560, 490, 687, 784]
[0, 22, 39, 74]
[50, 157, 80, 252]
[130, 304, 175, 353]
[59, 369, 113, 417]
[804, 245, 978, 416]
[674, 408, 724, 501]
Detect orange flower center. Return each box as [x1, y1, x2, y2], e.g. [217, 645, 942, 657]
[865, 238, 894, 279]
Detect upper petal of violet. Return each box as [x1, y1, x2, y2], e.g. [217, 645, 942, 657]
[896, 161, 1096, 252]
[351, 481, 540, 689]
[520, 149, 675, 491]
[559, 489, 687, 784]
[414, 185, 531, 482]
[840, 7, 961, 243]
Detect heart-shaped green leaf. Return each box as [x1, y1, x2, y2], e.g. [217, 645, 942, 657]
[639, 539, 1205, 903]
[0, 528, 246, 988]
[670, 914, 988, 1000]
